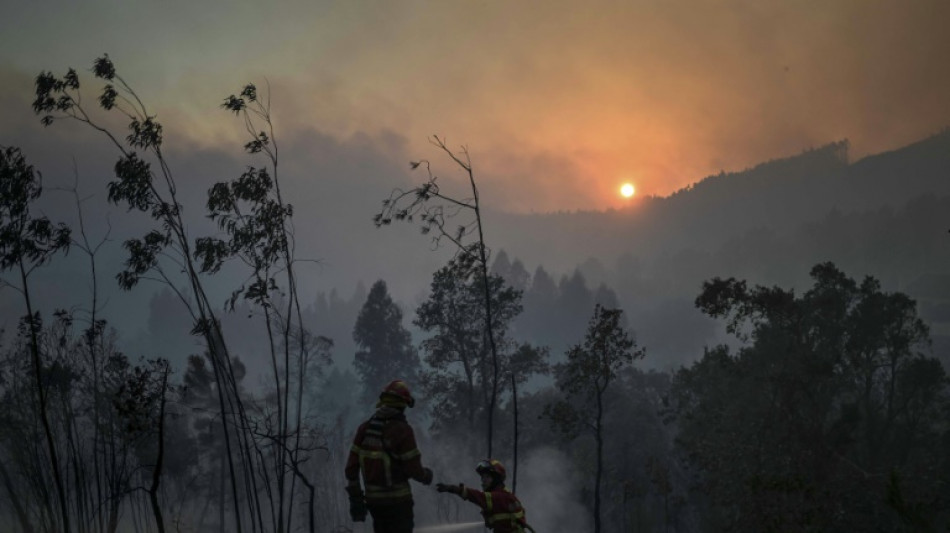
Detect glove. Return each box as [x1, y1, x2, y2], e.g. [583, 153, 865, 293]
[436, 482, 463, 495]
[421, 467, 433, 485]
[349, 494, 367, 522]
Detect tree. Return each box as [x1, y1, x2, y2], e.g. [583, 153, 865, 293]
[545, 304, 644, 533]
[518, 265, 558, 345]
[180, 352, 250, 533]
[34, 57, 258, 530]
[352, 280, 419, 404]
[490, 250, 530, 292]
[554, 270, 595, 350]
[33, 55, 328, 533]
[375, 135, 504, 456]
[504, 342, 549, 492]
[112, 357, 172, 533]
[0, 307, 192, 533]
[673, 262, 949, 531]
[0, 145, 72, 532]
[205, 81, 325, 533]
[414, 261, 523, 445]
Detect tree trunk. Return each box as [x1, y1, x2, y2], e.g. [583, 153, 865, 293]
[477, 241, 499, 458]
[511, 373, 519, 493]
[148, 363, 169, 533]
[205, 330, 244, 533]
[291, 463, 316, 533]
[594, 389, 603, 533]
[219, 449, 226, 533]
[20, 261, 70, 533]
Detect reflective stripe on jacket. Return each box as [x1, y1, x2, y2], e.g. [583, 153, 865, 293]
[461, 485, 527, 533]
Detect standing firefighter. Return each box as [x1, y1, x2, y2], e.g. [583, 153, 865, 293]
[345, 379, 433, 533]
[436, 459, 533, 533]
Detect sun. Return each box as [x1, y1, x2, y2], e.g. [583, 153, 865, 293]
[620, 183, 635, 198]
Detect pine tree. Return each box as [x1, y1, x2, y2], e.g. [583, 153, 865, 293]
[352, 280, 420, 404]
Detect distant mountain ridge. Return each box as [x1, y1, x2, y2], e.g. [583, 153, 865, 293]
[488, 129, 950, 277]
[482, 130, 950, 368]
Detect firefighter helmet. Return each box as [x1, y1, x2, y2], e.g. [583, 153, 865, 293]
[475, 459, 506, 484]
[379, 379, 415, 408]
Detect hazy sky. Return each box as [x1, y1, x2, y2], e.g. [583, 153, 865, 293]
[2, 0, 949, 213]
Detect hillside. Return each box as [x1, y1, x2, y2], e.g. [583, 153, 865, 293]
[489, 130, 950, 275]
[4, 129, 947, 374]
[486, 130, 950, 368]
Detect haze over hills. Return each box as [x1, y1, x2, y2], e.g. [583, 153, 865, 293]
[490, 129, 950, 275]
[484, 129, 950, 368]
[280, 129, 950, 372]
[3, 129, 948, 376]
[3, 6, 948, 528]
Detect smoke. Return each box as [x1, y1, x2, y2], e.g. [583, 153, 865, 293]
[517, 447, 592, 533]
[408, 445, 592, 533]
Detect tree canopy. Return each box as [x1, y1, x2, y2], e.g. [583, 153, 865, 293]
[674, 262, 949, 531]
[352, 279, 420, 404]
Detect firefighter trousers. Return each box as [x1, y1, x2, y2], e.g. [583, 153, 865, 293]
[367, 500, 414, 533]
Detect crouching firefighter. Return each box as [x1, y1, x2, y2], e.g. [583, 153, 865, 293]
[345, 380, 434, 533]
[436, 459, 535, 533]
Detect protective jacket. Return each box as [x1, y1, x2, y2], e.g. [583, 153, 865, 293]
[345, 406, 429, 504]
[461, 485, 528, 533]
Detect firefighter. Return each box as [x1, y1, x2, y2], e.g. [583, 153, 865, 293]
[345, 379, 434, 533]
[436, 459, 533, 533]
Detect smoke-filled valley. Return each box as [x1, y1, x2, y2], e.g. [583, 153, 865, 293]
[1, 54, 949, 533]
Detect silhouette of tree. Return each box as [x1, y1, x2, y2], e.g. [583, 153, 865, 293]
[181, 352, 244, 532]
[352, 279, 419, 404]
[490, 250, 531, 293]
[553, 270, 595, 351]
[592, 283, 620, 310]
[311, 366, 361, 424]
[34, 57, 260, 531]
[519, 265, 557, 345]
[33, 55, 326, 533]
[504, 342, 549, 493]
[0, 145, 72, 532]
[414, 262, 522, 444]
[490, 250, 513, 281]
[202, 80, 327, 533]
[375, 135, 505, 456]
[544, 305, 644, 533]
[0, 306, 188, 533]
[674, 262, 948, 530]
[112, 357, 172, 532]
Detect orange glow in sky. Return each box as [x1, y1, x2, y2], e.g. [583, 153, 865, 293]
[1, 1, 948, 213]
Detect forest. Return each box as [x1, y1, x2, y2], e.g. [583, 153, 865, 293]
[1, 56, 949, 533]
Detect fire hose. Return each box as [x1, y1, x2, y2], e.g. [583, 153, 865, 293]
[414, 521, 537, 532]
